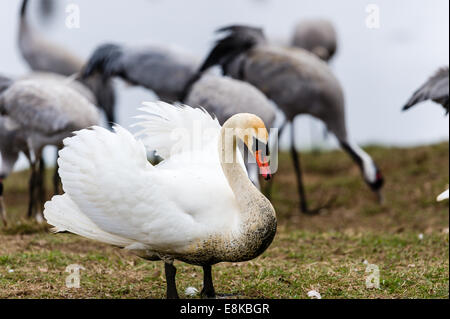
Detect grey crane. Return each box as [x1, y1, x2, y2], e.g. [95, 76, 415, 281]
[0, 75, 100, 223]
[291, 19, 338, 62]
[22, 72, 97, 105]
[186, 74, 277, 128]
[403, 67, 449, 114]
[21, 71, 98, 194]
[199, 25, 384, 214]
[403, 66, 449, 203]
[18, 0, 116, 124]
[82, 43, 200, 103]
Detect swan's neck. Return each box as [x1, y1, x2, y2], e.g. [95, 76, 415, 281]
[217, 121, 276, 260]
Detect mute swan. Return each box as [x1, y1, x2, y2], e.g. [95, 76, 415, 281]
[0, 75, 100, 222]
[44, 101, 276, 299]
[200, 25, 384, 214]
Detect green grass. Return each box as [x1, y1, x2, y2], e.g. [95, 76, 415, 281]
[0, 143, 448, 298]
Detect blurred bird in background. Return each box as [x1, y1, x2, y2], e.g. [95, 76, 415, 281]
[199, 25, 384, 214]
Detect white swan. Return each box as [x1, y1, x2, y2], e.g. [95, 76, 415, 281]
[43, 101, 276, 299]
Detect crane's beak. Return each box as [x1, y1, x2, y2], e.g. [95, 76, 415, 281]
[376, 190, 384, 205]
[255, 150, 271, 181]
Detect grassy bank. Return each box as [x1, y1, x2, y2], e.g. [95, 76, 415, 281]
[0, 143, 448, 298]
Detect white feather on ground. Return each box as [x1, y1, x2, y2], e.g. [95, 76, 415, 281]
[437, 189, 449, 202]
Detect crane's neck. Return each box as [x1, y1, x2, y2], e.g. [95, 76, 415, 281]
[341, 140, 377, 183]
[21, 0, 29, 18]
[19, 0, 32, 42]
[217, 117, 276, 260]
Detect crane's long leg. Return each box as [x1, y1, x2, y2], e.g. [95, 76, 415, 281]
[290, 123, 310, 214]
[0, 182, 7, 226]
[291, 124, 335, 215]
[0, 197, 6, 226]
[36, 157, 46, 222]
[53, 146, 63, 195]
[52, 166, 61, 195]
[164, 262, 179, 299]
[201, 265, 216, 298]
[27, 161, 37, 219]
[105, 110, 115, 129]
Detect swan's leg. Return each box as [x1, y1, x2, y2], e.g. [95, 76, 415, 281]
[201, 265, 216, 298]
[164, 262, 179, 299]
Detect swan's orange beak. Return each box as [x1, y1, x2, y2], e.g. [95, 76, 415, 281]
[255, 150, 271, 180]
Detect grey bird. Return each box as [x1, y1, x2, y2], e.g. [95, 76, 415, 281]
[199, 25, 384, 214]
[186, 74, 277, 128]
[0, 75, 100, 223]
[21, 71, 98, 194]
[82, 43, 199, 103]
[291, 19, 338, 62]
[403, 66, 449, 203]
[22, 72, 97, 105]
[18, 0, 116, 124]
[403, 67, 449, 114]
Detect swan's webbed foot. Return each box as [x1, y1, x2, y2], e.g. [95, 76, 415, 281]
[164, 262, 179, 299]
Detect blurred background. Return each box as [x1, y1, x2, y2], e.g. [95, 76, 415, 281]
[0, 0, 448, 170]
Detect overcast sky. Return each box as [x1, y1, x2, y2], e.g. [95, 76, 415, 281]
[0, 0, 448, 165]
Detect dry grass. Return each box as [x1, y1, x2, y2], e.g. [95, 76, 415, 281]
[0, 143, 448, 298]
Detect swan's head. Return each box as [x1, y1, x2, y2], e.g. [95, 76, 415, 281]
[225, 113, 271, 180]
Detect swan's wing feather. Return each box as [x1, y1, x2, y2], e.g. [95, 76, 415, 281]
[133, 101, 221, 159]
[44, 194, 136, 247]
[57, 125, 204, 250]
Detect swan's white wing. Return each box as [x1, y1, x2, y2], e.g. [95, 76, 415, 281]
[133, 101, 221, 159]
[44, 194, 136, 247]
[55, 125, 215, 251]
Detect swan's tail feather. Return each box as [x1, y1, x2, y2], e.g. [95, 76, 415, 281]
[437, 189, 449, 202]
[44, 194, 135, 247]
